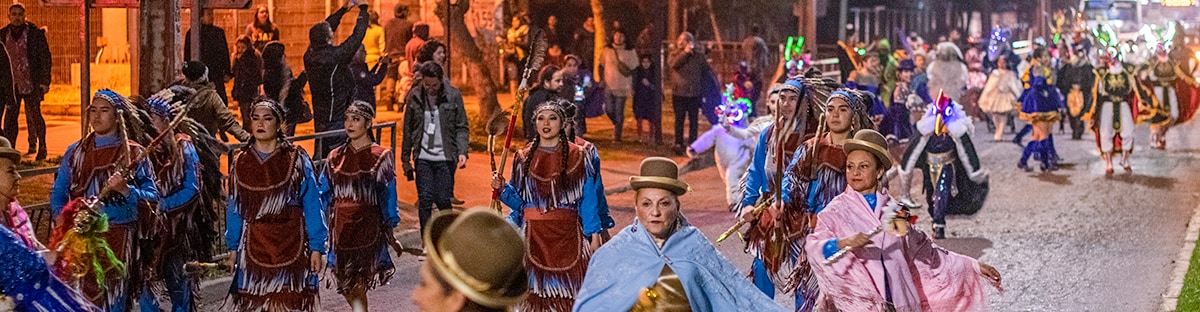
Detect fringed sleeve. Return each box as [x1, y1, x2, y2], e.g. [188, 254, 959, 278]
[577, 145, 603, 236]
[110, 149, 158, 224]
[378, 149, 400, 228]
[502, 150, 528, 226]
[297, 149, 328, 255]
[225, 152, 244, 252]
[160, 141, 200, 212]
[49, 142, 80, 218]
[739, 128, 771, 208]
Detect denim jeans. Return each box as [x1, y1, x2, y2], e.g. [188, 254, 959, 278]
[19, 94, 45, 153]
[605, 92, 628, 140]
[415, 159, 455, 236]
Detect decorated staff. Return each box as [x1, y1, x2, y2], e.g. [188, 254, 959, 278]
[48, 89, 160, 311]
[491, 29, 546, 212]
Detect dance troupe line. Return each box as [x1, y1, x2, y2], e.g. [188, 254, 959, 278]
[9, 12, 1200, 312]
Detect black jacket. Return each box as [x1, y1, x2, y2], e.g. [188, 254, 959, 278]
[401, 84, 469, 174]
[0, 23, 49, 95]
[184, 24, 231, 82]
[304, 6, 369, 130]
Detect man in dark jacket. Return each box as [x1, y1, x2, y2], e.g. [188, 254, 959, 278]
[401, 62, 469, 236]
[304, 0, 370, 157]
[179, 61, 251, 142]
[0, 4, 47, 160]
[183, 9, 231, 106]
[380, 4, 412, 111]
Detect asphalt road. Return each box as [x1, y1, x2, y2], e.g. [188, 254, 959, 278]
[192, 119, 1200, 311]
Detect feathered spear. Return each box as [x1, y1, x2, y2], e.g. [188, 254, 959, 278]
[490, 29, 547, 212]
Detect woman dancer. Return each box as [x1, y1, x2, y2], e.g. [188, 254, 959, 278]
[492, 98, 612, 311]
[225, 98, 327, 310]
[321, 101, 399, 311]
[1017, 46, 1063, 171]
[980, 52, 1023, 141]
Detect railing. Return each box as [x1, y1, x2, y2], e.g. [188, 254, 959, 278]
[23, 122, 400, 248]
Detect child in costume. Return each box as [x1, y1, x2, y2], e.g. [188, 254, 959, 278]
[49, 89, 159, 311]
[492, 98, 613, 311]
[807, 129, 1000, 311]
[320, 101, 399, 311]
[225, 99, 327, 310]
[689, 84, 757, 207]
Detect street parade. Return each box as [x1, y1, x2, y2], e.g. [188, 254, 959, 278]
[5, 0, 1200, 311]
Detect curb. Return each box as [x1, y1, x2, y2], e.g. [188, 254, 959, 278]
[1162, 198, 1200, 311]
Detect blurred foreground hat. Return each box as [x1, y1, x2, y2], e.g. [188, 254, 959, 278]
[424, 209, 528, 308]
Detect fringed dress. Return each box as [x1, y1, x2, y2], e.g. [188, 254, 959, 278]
[499, 142, 610, 312]
[319, 143, 398, 293]
[225, 143, 327, 311]
[748, 134, 847, 311]
[49, 135, 158, 311]
[149, 133, 203, 309]
[737, 125, 807, 304]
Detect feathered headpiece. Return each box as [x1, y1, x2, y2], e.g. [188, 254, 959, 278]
[146, 85, 196, 120]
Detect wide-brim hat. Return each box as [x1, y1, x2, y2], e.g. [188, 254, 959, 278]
[629, 157, 690, 195]
[423, 209, 528, 308]
[843, 129, 892, 168]
[0, 137, 20, 163]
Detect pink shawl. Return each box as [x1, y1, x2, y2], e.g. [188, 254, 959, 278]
[805, 186, 998, 312]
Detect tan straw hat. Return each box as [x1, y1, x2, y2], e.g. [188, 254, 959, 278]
[423, 209, 528, 308]
[629, 157, 690, 195]
[843, 129, 892, 168]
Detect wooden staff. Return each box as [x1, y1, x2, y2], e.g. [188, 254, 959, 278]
[491, 30, 546, 212]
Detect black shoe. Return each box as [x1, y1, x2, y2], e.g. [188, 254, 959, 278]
[1011, 136, 1023, 147]
[450, 197, 465, 205]
[933, 224, 946, 239]
[35, 150, 46, 161]
[673, 144, 686, 156]
[24, 149, 34, 155]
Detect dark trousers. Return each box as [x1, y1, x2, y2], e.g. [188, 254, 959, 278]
[1068, 115, 1086, 140]
[19, 94, 45, 153]
[416, 159, 455, 237]
[672, 95, 701, 145]
[0, 98, 18, 145]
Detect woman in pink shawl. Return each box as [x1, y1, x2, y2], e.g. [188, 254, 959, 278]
[805, 129, 1001, 311]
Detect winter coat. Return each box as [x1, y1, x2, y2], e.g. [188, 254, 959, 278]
[401, 84, 469, 172]
[182, 80, 250, 142]
[0, 23, 49, 96]
[304, 6, 369, 131]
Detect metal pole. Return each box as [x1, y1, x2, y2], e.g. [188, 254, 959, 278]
[190, 0, 202, 61]
[838, 0, 848, 41]
[81, 0, 91, 137]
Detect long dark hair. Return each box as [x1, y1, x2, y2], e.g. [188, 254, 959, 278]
[523, 99, 574, 189]
[535, 64, 561, 90]
[253, 5, 275, 31]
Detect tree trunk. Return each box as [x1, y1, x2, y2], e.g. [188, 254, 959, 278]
[438, 0, 501, 128]
[139, 0, 181, 96]
[592, 0, 604, 77]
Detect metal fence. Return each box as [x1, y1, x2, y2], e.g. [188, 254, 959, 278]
[24, 122, 400, 249]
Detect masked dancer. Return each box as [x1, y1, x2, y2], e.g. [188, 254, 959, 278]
[225, 98, 327, 310]
[897, 95, 989, 239]
[491, 98, 613, 311]
[1090, 52, 1140, 173]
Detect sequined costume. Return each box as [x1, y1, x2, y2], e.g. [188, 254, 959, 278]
[225, 143, 327, 311]
[499, 141, 611, 312]
[49, 133, 159, 311]
[898, 99, 989, 236]
[1089, 62, 1141, 171]
[0, 226, 101, 311]
[1140, 50, 1199, 150]
[319, 143, 398, 293]
[148, 133, 202, 312]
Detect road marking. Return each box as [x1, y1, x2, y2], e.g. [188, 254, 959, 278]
[1162, 197, 1200, 311]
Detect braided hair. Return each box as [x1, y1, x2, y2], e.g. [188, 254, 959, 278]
[522, 98, 574, 191]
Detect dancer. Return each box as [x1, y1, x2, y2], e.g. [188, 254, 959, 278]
[980, 51, 1024, 141]
[688, 84, 756, 207]
[225, 99, 327, 310]
[1090, 52, 1139, 173]
[575, 157, 783, 311]
[320, 101, 399, 312]
[491, 98, 612, 311]
[49, 89, 159, 311]
[1017, 46, 1064, 172]
[144, 87, 209, 312]
[807, 129, 1000, 311]
[898, 95, 989, 239]
[1141, 44, 1189, 150]
[881, 59, 930, 143]
[735, 77, 835, 308]
[0, 137, 40, 251]
[926, 42, 968, 104]
[1057, 46, 1096, 140]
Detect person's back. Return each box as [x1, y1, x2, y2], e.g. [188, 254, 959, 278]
[405, 23, 429, 69]
[304, 2, 370, 138]
[384, 9, 412, 60]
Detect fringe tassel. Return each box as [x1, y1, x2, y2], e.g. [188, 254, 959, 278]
[527, 234, 591, 303]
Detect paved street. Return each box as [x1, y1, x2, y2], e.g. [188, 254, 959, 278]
[23, 102, 1199, 311]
